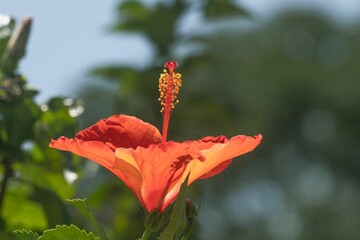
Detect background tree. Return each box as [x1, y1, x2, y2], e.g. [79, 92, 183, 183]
[0, 15, 82, 239]
[2, 0, 360, 239]
[75, 1, 360, 239]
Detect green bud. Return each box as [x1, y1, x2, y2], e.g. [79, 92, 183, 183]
[185, 199, 198, 220]
[177, 199, 200, 240]
[143, 210, 169, 233]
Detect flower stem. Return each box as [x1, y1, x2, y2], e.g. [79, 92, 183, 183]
[140, 228, 153, 240]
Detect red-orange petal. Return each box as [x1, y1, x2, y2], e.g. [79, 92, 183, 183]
[198, 159, 233, 179]
[49, 114, 162, 174]
[114, 141, 204, 212]
[188, 134, 262, 183]
[73, 114, 162, 149]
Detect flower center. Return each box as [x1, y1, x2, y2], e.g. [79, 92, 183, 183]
[158, 61, 182, 142]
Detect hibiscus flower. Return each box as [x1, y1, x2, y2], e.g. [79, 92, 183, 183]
[50, 61, 262, 212]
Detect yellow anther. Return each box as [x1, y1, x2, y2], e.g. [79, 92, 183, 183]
[158, 63, 182, 113]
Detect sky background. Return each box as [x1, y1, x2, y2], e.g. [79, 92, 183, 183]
[2, 0, 360, 102]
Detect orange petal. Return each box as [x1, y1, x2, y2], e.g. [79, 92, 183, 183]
[114, 141, 204, 212]
[49, 114, 162, 177]
[73, 114, 162, 150]
[188, 134, 262, 183]
[49, 137, 116, 171]
[198, 159, 233, 179]
[111, 152, 144, 207]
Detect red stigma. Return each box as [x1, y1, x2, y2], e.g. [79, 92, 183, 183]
[164, 61, 178, 73]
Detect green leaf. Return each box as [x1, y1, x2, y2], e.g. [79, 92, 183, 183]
[0, 14, 16, 59]
[38, 225, 99, 240]
[66, 198, 109, 240]
[3, 187, 47, 231]
[113, 0, 185, 56]
[204, 0, 249, 19]
[0, 98, 40, 149]
[119, 0, 150, 23]
[1, 16, 32, 75]
[13, 230, 39, 240]
[42, 97, 78, 138]
[157, 175, 189, 240]
[31, 188, 70, 228]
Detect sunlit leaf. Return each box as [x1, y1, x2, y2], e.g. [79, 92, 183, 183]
[38, 225, 99, 240]
[66, 198, 109, 240]
[13, 230, 39, 240]
[3, 187, 47, 231]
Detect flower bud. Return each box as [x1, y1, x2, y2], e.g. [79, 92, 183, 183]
[185, 199, 198, 220]
[143, 210, 169, 233]
[176, 199, 199, 239]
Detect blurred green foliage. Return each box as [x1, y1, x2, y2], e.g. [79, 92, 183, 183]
[76, 1, 360, 240]
[0, 15, 82, 239]
[2, 0, 360, 239]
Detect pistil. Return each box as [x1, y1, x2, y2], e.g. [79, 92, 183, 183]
[158, 61, 182, 142]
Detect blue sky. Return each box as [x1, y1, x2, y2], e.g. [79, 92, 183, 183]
[3, 0, 152, 101]
[3, 0, 360, 102]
